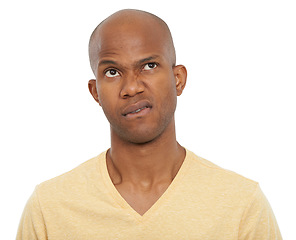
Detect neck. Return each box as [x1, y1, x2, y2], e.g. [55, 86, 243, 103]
[107, 120, 185, 185]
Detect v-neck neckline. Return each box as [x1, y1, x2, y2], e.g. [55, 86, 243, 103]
[98, 148, 191, 221]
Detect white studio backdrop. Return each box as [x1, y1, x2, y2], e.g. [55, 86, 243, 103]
[0, 0, 295, 238]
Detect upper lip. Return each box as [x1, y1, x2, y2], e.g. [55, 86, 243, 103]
[122, 100, 152, 116]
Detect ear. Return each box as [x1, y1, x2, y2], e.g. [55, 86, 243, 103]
[173, 65, 187, 96]
[88, 79, 101, 106]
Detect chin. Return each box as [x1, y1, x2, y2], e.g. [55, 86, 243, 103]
[123, 130, 161, 145]
[114, 124, 165, 145]
[111, 113, 175, 145]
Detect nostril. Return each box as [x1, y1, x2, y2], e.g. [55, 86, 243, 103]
[120, 79, 145, 98]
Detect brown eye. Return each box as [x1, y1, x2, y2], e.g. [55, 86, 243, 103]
[105, 69, 119, 77]
[143, 63, 157, 70]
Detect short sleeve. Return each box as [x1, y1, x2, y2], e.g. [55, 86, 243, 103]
[16, 186, 47, 240]
[238, 184, 282, 240]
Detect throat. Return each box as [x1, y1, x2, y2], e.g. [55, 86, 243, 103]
[105, 144, 186, 215]
[114, 180, 171, 216]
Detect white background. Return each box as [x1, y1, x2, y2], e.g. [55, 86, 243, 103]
[1, 0, 295, 238]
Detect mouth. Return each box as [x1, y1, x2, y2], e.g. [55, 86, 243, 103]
[125, 106, 149, 115]
[122, 100, 152, 117]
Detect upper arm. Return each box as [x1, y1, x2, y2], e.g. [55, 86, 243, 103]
[238, 184, 282, 240]
[16, 186, 47, 240]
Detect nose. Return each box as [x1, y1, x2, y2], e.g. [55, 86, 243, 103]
[120, 73, 144, 98]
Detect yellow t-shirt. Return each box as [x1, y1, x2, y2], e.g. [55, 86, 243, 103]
[17, 149, 282, 239]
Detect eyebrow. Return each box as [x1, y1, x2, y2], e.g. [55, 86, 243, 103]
[136, 55, 160, 66]
[98, 55, 161, 69]
[98, 60, 118, 67]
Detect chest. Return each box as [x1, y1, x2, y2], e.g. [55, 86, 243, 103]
[114, 182, 171, 216]
[44, 191, 241, 240]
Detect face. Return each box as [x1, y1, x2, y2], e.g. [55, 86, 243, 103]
[89, 17, 186, 144]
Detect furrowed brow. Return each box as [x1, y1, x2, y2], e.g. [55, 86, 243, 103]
[97, 55, 161, 70]
[136, 55, 160, 66]
[98, 60, 118, 67]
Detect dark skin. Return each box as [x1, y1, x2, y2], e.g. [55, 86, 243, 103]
[88, 10, 187, 215]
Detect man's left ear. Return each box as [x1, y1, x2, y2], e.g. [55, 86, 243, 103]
[173, 65, 187, 96]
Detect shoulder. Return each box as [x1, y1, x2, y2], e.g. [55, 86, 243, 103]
[185, 149, 259, 203]
[186, 149, 257, 184]
[35, 151, 106, 201]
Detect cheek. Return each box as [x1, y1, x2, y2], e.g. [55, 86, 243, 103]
[97, 84, 118, 114]
[155, 72, 177, 102]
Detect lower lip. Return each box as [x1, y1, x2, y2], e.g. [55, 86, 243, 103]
[124, 107, 152, 119]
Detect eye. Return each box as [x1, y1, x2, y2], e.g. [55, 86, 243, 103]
[143, 62, 157, 71]
[105, 69, 120, 78]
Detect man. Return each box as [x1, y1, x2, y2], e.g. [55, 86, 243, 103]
[17, 9, 282, 239]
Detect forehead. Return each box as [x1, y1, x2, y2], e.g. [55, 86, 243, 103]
[92, 16, 170, 67]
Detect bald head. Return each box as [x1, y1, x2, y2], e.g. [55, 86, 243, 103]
[88, 9, 176, 76]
